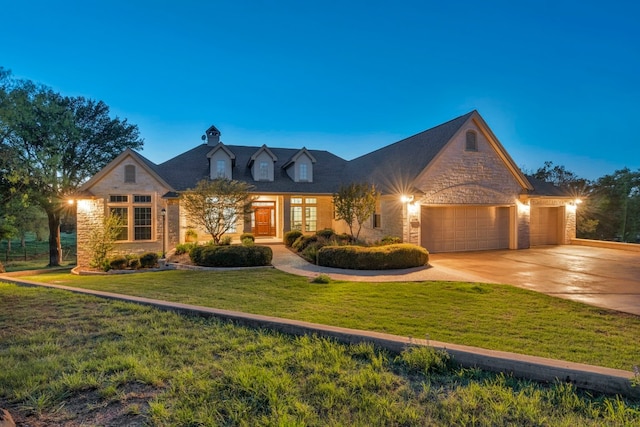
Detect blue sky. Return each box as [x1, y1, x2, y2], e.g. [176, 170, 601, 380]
[2, 0, 638, 180]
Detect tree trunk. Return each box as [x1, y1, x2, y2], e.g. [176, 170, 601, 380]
[47, 210, 62, 266]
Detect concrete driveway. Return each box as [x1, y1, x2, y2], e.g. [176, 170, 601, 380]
[429, 246, 640, 316]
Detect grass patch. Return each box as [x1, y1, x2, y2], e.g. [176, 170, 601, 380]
[1, 283, 639, 425]
[0, 232, 76, 271]
[18, 269, 640, 371]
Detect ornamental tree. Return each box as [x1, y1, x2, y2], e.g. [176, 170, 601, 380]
[181, 178, 256, 244]
[333, 182, 379, 240]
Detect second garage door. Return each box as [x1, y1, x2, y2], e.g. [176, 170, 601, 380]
[421, 206, 510, 253]
[530, 206, 560, 246]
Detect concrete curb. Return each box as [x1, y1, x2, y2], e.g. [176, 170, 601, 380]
[1, 276, 638, 399]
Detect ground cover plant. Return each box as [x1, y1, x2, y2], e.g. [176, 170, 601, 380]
[22, 269, 640, 371]
[1, 282, 639, 426]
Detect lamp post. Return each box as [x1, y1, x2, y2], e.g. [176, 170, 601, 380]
[160, 208, 166, 258]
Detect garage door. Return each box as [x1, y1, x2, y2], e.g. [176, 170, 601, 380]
[421, 206, 510, 253]
[530, 207, 559, 246]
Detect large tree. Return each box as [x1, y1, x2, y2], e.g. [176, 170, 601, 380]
[333, 182, 379, 240]
[181, 178, 256, 244]
[593, 168, 640, 242]
[0, 68, 143, 266]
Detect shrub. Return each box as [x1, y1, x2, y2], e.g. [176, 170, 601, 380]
[240, 233, 255, 242]
[301, 241, 322, 263]
[175, 242, 197, 255]
[108, 255, 128, 270]
[128, 257, 141, 269]
[380, 236, 402, 245]
[316, 228, 335, 239]
[241, 237, 255, 247]
[292, 234, 318, 252]
[139, 252, 160, 268]
[284, 230, 303, 247]
[190, 245, 272, 267]
[219, 235, 232, 246]
[317, 244, 428, 270]
[185, 229, 198, 242]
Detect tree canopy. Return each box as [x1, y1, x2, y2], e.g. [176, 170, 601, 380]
[181, 179, 256, 244]
[0, 67, 144, 265]
[333, 182, 379, 240]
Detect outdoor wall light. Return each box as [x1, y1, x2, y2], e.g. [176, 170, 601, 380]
[401, 194, 414, 203]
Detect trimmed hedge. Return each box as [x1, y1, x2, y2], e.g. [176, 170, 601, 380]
[284, 230, 303, 247]
[140, 252, 160, 268]
[317, 244, 429, 270]
[189, 244, 273, 267]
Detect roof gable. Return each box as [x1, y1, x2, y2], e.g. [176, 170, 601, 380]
[248, 144, 278, 166]
[282, 147, 317, 169]
[78, 148, 172, 194]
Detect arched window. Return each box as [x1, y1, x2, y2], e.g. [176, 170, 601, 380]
[124, 165, 136, 183]
[465, 131, 478, 151]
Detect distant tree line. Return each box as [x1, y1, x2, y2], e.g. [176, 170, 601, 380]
[532, 161, 640, 243]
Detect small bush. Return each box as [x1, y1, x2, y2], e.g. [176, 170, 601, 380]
[380, 236, 402, 245]
[190, 245, 273, 267]
[175, 242, 197, 255]
[139, 252, 160, 268]
[185, 229, 198, 242]
[109, 256, 128, 270]
[128, 257, 140, 269]
[240, 233, 255, 242]
[241, 237, 255, 247]
[311, 274, 332, 284]
[317, 244, 429, 270]
[316, 228, 335, 239]
[284, 230, 303, 247]
[219, 235, 232, 246]
[301, 241, 322, 263]
[397, 346, 451, 375]
[292, 234, 318, 252]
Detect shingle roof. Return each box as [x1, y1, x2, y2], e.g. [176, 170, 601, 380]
[525, 175, 573, 197]
[346, 111, 475, 194]
[156, 144, 349, 194]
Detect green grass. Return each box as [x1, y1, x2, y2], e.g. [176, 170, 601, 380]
[20, 268, 640, 371]
[0, 232, 76, 271]
[1, 282, 638, 426]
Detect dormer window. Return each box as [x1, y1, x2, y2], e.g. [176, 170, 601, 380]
[248, 145, 277, 182]
[259, 161, 269, 180]
[216, 160, 226, 178]
[465, 130, 478, 151]
[124, 165, 136, 183]
[207, 142, 235, 180]
[282, 147, 316, 182]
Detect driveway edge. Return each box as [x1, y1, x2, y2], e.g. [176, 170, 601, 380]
[2, 276, 638, 399]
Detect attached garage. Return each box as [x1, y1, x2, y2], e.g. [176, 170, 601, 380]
[421, 206, 510, 253]
[530, 206, 561, 246]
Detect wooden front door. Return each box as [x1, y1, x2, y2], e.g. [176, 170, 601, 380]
[254, 207, 274, 236]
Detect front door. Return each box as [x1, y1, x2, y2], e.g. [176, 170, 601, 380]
[254, 206, 275, 236]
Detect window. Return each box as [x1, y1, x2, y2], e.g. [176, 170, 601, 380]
[299, 163, 308, 181]
[124, 165, 136, 183]
[259, 161, 269, 180]
[290, 197, 317, 232]
[108, 194, 154, 241]
[372, 213, 381, 228]
[216, 160, 226, 178]
[465, 130, 478, 151]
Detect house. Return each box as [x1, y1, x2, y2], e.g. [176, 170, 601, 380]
[74, 110, 577, 266]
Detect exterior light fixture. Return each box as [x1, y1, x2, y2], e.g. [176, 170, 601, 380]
[401, 195, 414, 203]
[67, 199, 75, 205]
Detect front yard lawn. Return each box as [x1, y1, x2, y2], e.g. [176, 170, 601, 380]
[1, 283, 639, 426]
[18, 269, 640, 371]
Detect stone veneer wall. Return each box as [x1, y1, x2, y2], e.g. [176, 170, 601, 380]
[76, 198, 105, 267]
